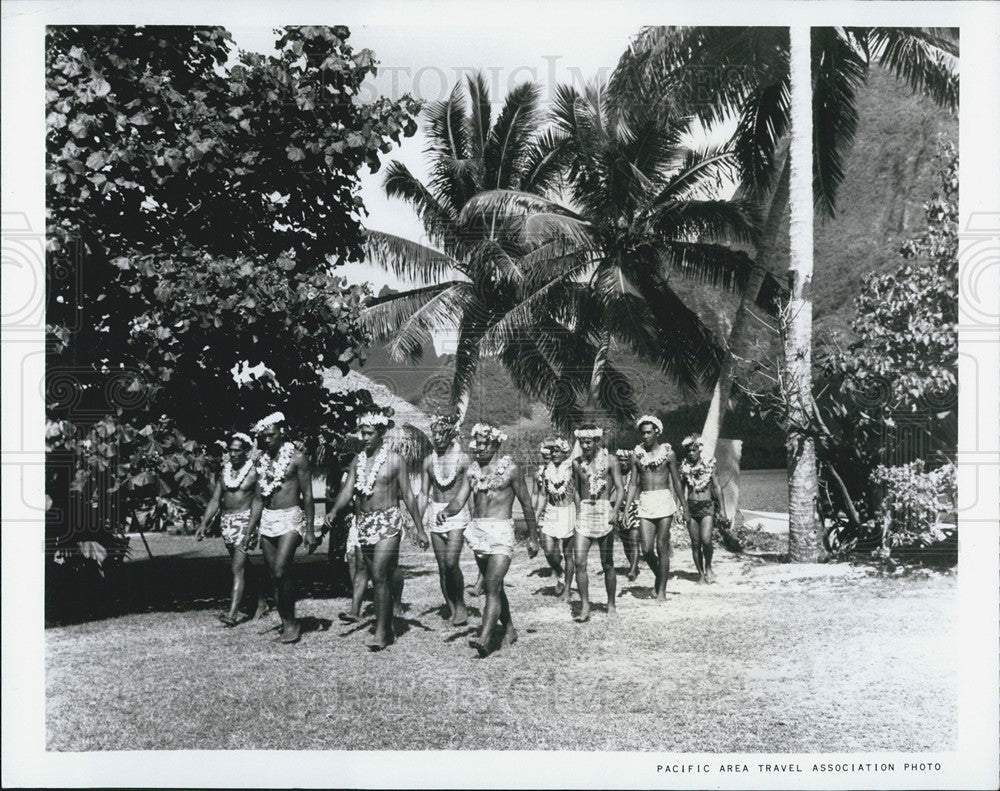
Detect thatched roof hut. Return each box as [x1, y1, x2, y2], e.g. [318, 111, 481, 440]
[322, 368, 433, 464]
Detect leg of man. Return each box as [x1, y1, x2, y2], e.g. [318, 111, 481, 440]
[700, 514, 715, 583]
[471, 552, 512, 657]
[226, 546, 249, 622]
[597, 530, 617, 616]
[391, 565, 405, 618]
[639, 517, 660, 592]
[431, 531, 454, 617]
[573, 532, 593, 622]
[560, 536, 574, 602]
[265, 531, 303, 642]
[541, 533, 565, 595]
[366, 532, 401, 651]
[340, 547, 368, 623]
[687, 514, 705, 582]
[260, 537, 279, 624]
[654, 517, 672, 601]
[495, 555, 517, 649]
[627, 526, 641, 580]
[444, 528, 467, 626]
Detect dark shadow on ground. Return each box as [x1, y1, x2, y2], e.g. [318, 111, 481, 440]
[46, 551, 377, 626]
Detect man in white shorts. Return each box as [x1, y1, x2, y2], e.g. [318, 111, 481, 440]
[420, 409, 472, 626]
[247, 412, 320, 644]
[623, 415, 686, 602]
[436, 423, 540, 657]
[537, 437, 577, 601]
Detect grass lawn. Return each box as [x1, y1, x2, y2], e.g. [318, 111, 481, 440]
[46, 522, 956, 752]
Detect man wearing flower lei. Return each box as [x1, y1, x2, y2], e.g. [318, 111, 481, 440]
[680, 434, 723, 584]
[537, 436, 578, 602]
[614, 449, 642, 581]
[623, 415, 687, 602]
[327, 406, 430, 652]
[570, 424, 624, 621]
[419, 408, 472, 626]
[436, 422, 540, 658]
[246, 412, 319, 644]
[196, 432, 268, 627]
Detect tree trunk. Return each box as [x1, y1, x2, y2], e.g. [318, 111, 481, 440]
[582, 327, 612, 422]
[701, 152, 790, 459]
[785, 26, 822, 562]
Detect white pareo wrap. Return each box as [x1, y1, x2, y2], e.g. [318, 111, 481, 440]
[465, 517, 515, 557]
[425, 500, 472, 535]
[540, 503, 576, 540]
[258, 505, 307, 539]
[637, 489, 677, 520]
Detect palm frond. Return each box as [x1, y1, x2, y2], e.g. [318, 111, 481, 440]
[465, 71, 493, 166]
[644, 198, 758, 248]
[484, 81, 542, 190]
[811, 27, 868, 217]
[360, 283, 471, 363]
[520, 128, 573, 194]
[363, 230, 465, 282]
[381, 161, 458, 246]
[657, 242, 756, 294]
[732, 78, 791, 199]
[865, 27, 959, 112]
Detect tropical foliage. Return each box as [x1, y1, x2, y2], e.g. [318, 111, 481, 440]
[458, 80, 759, 426]
[45, 26, 420, 552]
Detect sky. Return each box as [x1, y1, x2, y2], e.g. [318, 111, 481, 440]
[230, 22, 647, 292]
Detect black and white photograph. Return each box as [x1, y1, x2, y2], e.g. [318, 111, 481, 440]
[2, 1, 998, 788]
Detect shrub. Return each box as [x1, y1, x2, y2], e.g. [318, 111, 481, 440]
[870, 460, 956, 551]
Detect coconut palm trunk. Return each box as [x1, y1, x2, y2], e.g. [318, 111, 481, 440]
[785, 26, 822, 561]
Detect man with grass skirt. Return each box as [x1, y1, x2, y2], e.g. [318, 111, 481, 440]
[196, 431, 269, 627]
[622, 415, 686, 602]
[326, 406, 430, 652]
[571, 423, 624, 621]
[246, 412, 320, 644]
[420, 409, 473, 626]
[436, 423, 540, 658]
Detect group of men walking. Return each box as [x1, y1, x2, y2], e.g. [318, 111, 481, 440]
[199, 408, 723, 657]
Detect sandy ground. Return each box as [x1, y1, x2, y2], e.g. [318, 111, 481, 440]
[46, 528, 957, 752]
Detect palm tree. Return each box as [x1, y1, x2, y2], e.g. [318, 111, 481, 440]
[610, 26, 958, 560]
[361, 72, 571, 419]
[459, 81, 758, 426]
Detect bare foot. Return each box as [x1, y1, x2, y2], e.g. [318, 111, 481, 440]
[393, 600, 404, 618]
[501, 626, 518, 647]
[656, 591, 667, 602]
[470, 580, 483, 597]
[279, 620, 302, 644]
[450, 605, 469, 627]
[219, 613, 238, 628]
[606, 605, 618, 618]
[627, 568, 638, 582]
[369, 632, 394, 652]
[697, 574, 707, 585]
[253, 600, 271, 620]
[576, 601, 591, 622]
[338, 611, 360, 623]
[469, 637, 489, 658]
[706, 568, 716, 584]
[553, 580, 566, 597]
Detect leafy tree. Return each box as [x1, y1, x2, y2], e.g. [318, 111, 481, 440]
[45, 26, 420, 551]
[611, 26, 958, 560]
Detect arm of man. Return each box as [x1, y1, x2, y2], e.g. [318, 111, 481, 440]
[608, 456, 624, 514]
[294, 450, 319, 553]
[247, 478, 264, 537]
[418, 456, 431, 518]
[711, 470, 725, 517]
[325, 458, 357, 526]
[440, 474, 472, 521]
[511, 463, 540, 558]
[667, 450, 686, 521]
[196, 478, 223, 540]
[624, 458, 639, 511]
[396, 454, 429, 549]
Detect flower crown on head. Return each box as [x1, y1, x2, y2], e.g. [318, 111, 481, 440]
[231, 432, 254, 446]
[539, 447, 552, 458]
[615, 448, 633, 461]
[681, 434, 703, 449]
[636, 414, 663, 433]
[358, 407, 393, 428]
[574, 427, 604, 439]
[469, 423, 507, 450]
[429, 410, 461, 432]
[252, 411, 285, 433]
[542, 437, 570, 454]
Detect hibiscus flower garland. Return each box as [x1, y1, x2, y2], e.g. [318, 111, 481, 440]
[257, 442, 296, 497]
[582, 448, 609, 499]
[355, 445, 389, 497]
[468, 455, 513, 492]
[543, 458, 574, 497]
[222, 454, 255, 490]
[634, 442, 671, 470]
